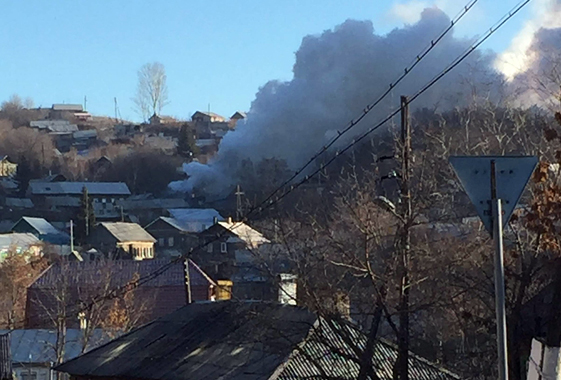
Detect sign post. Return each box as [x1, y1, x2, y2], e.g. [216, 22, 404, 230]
[450, 156, 538, 380]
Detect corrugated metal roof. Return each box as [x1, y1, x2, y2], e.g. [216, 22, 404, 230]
[100, 222, 156, 243]
[29, 182, 131, 196]
[55, 301, 316, 380]
[279, 319, 460, 380]
[0, 330, 108, 364]
[55, 302, 459, 380]
[30, 259, 189, 289]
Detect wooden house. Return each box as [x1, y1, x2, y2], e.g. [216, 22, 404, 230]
[88, 222, 156, 260]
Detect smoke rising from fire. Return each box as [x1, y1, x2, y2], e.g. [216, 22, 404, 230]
[170, 8, 505, 198]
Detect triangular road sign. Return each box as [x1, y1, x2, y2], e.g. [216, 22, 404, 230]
[449, 156, 538, 235]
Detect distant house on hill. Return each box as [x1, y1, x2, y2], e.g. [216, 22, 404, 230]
[25, 258, 216, 329]
[89, 222, 156, 260]
[148, 114, 180, 126]
[191, 111, 225, 124]
[11, 216, 69, 245]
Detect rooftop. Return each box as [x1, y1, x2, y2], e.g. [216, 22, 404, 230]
[100, 222, 156, 243]
[16, 217, 61, 236]
[216, 221, 270, 247]
[0, 233, 41, 251]
[29, 181, 131, 196]
[55, 301, 459, 380]
[0, 329, 109, 364]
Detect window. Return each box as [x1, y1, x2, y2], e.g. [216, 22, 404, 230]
[220, 242, 227, 253]
[168, 237, 174, 247]
[158, 238, 165, 247]
[148, 247, 153, 258]
[207, 243, 213, 253]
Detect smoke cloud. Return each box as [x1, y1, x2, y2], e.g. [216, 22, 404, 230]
[170, 8, 502, 198]
[495, 0, 561, 81]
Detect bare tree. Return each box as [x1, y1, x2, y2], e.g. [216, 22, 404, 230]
[133, 62, 169, 121]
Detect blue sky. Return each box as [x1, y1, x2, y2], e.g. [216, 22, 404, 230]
[0, 1, 531, 122]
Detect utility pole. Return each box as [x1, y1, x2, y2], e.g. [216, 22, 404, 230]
[397, 95, 411, 380]
[235, 184, 244, 221]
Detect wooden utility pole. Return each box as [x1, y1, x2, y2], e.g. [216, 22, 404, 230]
[396, 95, 411, 380]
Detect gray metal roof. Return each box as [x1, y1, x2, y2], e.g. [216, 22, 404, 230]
[52, 104, 83, 112]
[73, 129, 97, 139]
[29, 182, 131, 196]
[168, 208, 223, 223]
[0, 329, 109, 364]
[151, 216, 207, 233]
[17, 217, 60, 236]
[0, 233, 41, 251]
[100, 222, 156, 243]
[55, 302, 460, 380]
[55, 301, 316, 380]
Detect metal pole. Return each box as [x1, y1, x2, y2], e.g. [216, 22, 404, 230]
[491, 161, 509, 380]
[70, 220, 74, 253]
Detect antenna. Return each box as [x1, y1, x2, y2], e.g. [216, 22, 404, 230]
[84, 96, 87, 111]
[114, 97, 122, 123]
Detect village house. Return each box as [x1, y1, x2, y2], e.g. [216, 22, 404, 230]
[25, 258, 217, 329]
[88, 222, 156, 260]
[145, 208, 224, 257]
[55, 301, 460, 380]
[116, 197, 190, 226]
[27, 181, 131, 221]
[11, 217, 69, 246]
[195, 217, 269, 279]
[0, 155, 17, 177]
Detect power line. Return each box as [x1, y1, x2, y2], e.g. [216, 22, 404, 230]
[256, 0, 479, 208]
[3, 0, 531, 329]
[83, 0, 531, 314]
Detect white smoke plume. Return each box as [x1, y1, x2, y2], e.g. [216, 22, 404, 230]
[170, 8, 501, 198]
[496, 0, 561, 108]
[495, 0, 561, 81]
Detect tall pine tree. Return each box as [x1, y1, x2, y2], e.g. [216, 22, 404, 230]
[177, 123, 199, 158]
[76, 186, 95, 245]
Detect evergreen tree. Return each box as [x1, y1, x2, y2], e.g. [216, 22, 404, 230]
[177, 123, 199, 158]
[76, 186, 95, 244]
[14, 155, 32, 196]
